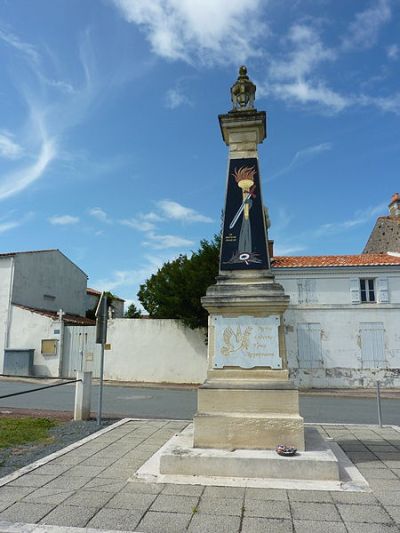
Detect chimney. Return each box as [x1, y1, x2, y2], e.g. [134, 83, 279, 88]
[268, 240, 274, 257]
[389, 193, 400, 217]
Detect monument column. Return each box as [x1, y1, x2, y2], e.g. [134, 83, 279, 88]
[193, 66, 305, 451]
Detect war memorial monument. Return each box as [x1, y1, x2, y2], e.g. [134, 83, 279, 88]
[137, 67, 365, 488]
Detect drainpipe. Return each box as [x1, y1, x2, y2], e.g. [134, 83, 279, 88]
[4, 257, 15, 350]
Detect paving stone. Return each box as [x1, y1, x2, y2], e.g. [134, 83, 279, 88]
[97, 468, 131, 479]
[245, 488, 287, 501]
[346, 523, 400, 533]
[187, 513, 241, 532]
[121, 481, 164, 495]
[197, 497, 243, 516]
[290, 502, 341, 521]
[66, 465, 107, 477]
[137, 511, 191, 532]
[330, 491, 378, 504]
[288, 490, 333, 502]
[64, 489, 113, 508]
[0, 501, 13, 513]
[374, 490, 400, 506]
[32, 464, 71, 476]
[337, 503, 393, 524]
[151, 494, 199, 514]
[384, 461, 400, 469]
[202, 486, 245, 499]
[294, 520, 347, 533]
[384, 506, 400, 523]
[244, 499, 291, 519]
[22, 487, 75, 505]
[368, 479, 400, 491]
[0, 502, 55, 523]
[241, 517, 293, 532]
[44, 476, 92, 490]
[0, 486, 34, 502]
[359, 468, 398, 479]
[82, 477, 127, 492]
[162, 484, 204, 496]
[7, 474, 55, 488]
[106, 492, 156, 510]
[39, 504, 97, 527]
[87, 507, 143, 530]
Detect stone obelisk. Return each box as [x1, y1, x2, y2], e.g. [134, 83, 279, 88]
[193, 66, 305, 451]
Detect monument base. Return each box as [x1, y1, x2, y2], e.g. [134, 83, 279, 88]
[159, 426, 338, 481]
[193, 380, 305, 451]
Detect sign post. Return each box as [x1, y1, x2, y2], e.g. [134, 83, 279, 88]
[95, 292, 108, 425]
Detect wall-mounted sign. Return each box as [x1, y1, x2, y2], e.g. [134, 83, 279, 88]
[220, 157, 269, 270]
[213, 315, 281, 369]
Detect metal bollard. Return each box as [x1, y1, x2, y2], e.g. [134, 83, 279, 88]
[74, 371, 92, 421]
[376, 380, 383, 428]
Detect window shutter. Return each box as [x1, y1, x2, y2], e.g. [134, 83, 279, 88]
[360, 322, 385, 368]
[377, 278, 389, 303]
[297, 323, 322, 368]
[350, 278, 361, 304]
[297, 281, 304, 304]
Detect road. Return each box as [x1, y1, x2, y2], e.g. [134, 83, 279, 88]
[1, 379, 399, 425]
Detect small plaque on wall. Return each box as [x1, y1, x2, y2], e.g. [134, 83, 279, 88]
[213, 315, 281, 369]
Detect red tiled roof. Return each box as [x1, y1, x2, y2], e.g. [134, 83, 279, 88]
[14, 304, 96, 325]
[272, 253, 400, 268]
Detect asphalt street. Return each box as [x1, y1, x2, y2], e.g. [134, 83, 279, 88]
[0, 379, 399, 425]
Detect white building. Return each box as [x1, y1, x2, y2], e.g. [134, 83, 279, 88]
[0, 249, 93, 376]
[272, 253, 400, 387]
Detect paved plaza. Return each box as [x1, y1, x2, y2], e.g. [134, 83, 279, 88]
[0, 419, 399, 532]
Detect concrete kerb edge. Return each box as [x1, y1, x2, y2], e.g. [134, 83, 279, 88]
[0, 417, 133, 488]
[0, 520, 139, 533]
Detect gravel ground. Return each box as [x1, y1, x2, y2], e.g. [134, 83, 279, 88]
[0, 411, 116, 478]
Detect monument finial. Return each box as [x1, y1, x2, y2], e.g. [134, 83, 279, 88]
[230, 65, 256, 111]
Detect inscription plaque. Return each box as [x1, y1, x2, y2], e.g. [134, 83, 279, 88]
[213, 315, 281, 369]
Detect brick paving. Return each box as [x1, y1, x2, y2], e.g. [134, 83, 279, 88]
[0, 420, 399, 532]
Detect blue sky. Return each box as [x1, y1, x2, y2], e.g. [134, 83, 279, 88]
[0, 0, 399, 308]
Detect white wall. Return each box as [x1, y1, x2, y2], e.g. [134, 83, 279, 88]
[0, 257, 13, 371]
[8, 305, 61, 377]
[275, 266, 400, 387]
[12, 251, 87, 316]
[103, 319, 207, 384]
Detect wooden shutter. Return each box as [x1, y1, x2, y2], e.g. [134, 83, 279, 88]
[377, 278, 389, 303]
[350, 278, 361, 304]
[297, 323, 322, 368]
[360, 322, 385, 368]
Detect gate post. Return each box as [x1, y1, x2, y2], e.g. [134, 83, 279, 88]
[74, 371, 92, 421]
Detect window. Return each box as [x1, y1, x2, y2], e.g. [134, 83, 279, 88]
[360, 322, 385, 368]
[297, 279, 318, 304]
[297, 323, 322, 368]
[360, 279, 375, 302]
[350, 277, 389, 304]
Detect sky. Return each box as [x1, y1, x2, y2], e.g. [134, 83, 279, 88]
[0, 0, 399, 309]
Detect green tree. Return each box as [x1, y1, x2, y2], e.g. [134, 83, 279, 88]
[137, 235, 220, 329]
[125, 303, 142, 318]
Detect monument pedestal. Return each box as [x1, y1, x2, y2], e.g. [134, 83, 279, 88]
[193, 270, 305, 452]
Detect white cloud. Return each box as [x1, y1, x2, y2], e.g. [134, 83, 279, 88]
[358, 92, 400, 114]
[342, 0, 392, 51]
[0, 220, 20, 233]
[315, 202, 387, 237]
[157, 200, 213, 223]
[49, 214, 79, 225]
[143, 232, 194, 249]
[263, 24, 348, 113]
[120, 218, 155, 232]
[0, 132, 56, 201]
[141, 211, 164, 223]
[0, 131, 23, 159]
[112, 0, 265, 65]
[387, 44, 399, 60]
[0, 26, 40, 63]
[88, 207, 112, 223]
[165, 87, 191, 109]
[273, 244, 307, 256]
[270, 142, 332, 180]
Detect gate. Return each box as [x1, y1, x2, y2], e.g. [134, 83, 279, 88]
[62, 326, 100, 378]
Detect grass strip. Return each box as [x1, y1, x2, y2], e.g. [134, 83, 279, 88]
[0, 417, 57, 448]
